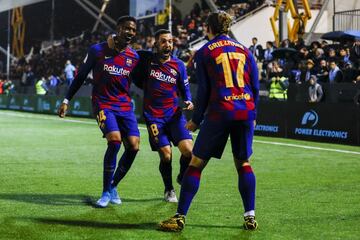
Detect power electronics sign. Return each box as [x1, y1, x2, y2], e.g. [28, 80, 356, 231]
[294, 109, 348, 140]
[254, 101, 286, 137]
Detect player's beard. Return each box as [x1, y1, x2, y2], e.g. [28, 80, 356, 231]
[161, 48, 172, 59]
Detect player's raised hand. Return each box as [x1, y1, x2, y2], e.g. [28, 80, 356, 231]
[183, 101, 194, 111]
[107, 34, 115, 49]
[185, 120, 198, 132]
[58, 103, 68, 118]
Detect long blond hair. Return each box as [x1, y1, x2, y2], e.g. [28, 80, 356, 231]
[206, 11, 233, 35]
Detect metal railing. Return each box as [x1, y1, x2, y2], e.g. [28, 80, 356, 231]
[334, 9, 360, 31]
[271, 0, 324, 9]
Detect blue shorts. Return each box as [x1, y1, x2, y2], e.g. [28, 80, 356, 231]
[145, 112, 192, 151]
[96, 109, 140, 137]
[192, 119, 254, 161]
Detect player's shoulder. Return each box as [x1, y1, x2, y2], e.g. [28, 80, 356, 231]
[125, 47, 140, 59]
[136, 50, 154, 61]
[170, 55, 185, 66]
[89, 41, 107, 51]
[167, 56, 186, 73]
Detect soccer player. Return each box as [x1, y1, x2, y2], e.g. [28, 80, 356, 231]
[134, 29, 194, 202]
[107, 29, 194, 202]
[159, 11, 259, 231]
[58, 16, 141, 208]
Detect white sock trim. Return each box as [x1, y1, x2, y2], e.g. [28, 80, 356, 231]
[244, 210, 255, 217]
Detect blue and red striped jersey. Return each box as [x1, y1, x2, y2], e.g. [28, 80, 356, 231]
[192, 35, 259, 125]
[65, 42, 139, 112]
[134, 51, 191, 120]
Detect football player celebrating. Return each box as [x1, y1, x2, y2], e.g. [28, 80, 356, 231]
[58, 16, 141, 208]
[159, 11, 259, 231]
[109, 29, 194, 202]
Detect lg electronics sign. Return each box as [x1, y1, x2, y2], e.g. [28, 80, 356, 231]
[295, 110, 348, 139]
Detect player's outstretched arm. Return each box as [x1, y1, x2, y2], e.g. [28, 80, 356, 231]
[59, 46, 96, 119]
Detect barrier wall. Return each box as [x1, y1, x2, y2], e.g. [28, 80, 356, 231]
[0, 94, 144, 122]
[255, 101, 360, 145]
[1, 94, 359, 145]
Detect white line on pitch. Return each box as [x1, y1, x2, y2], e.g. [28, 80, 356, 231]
[254, 140, 360, 155]
[1, 110, 359, 155]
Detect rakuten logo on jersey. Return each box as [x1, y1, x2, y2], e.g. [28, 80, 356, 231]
[104, 64, 130, 76]
[150, 70, 176, 84]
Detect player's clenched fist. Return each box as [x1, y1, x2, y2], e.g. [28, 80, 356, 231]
[58, 103, 68, 118]
[107, 34, 115, 49]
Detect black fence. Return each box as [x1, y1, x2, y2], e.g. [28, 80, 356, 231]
[255, 101, 360, 145]
[1, 81, 360, 145]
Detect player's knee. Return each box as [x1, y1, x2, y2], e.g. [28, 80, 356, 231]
[161, 154, 172, 162]
[106, 132, 122, 143]
[126, 137, 140, 151]
[234, 158, 250, 171]
[127, 144, 139, 152]
[159, 148, 172, 162]
[178, 140, 193, 157]
[181, 149, 192, 158]
[189, 155, 207, 170]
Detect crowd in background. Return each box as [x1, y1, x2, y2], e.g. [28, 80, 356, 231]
[0, 0, 359, 104]
[248, 37, 360, 102]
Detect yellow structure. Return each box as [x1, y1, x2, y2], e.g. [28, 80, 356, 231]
[11, 7, 26, 58]
[270, 0, 311, 46]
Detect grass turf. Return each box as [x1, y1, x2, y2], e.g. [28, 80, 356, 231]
[0, 110, 359, 240]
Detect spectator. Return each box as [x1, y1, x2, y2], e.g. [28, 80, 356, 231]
[268, 61, 289, 101]
[328, 60, 343, 83]
[314, 48, 325, 65]
[343, 62, 358, 83]
[294, 38, 305, 50]
[308, 75, 323, 102]
[64, 60, 76, 86]
[20, 65, 35, 94]
[350, 40, 360, 68]
[327, 48, 338, 63]
[249, 37, 263, 62]
[0, 79, 4, 94]
[281, 39, 291, 48]
[309, 41, 320, 59]
[300, 59, 317, 83]
[289, 62, 302, 83]
[35, 77, 48, 95]
[263, 41, 274, 65]
[339, 47, 351, 69]
[3, 79, 15, 95]
[47, 74, 60, 95]
[316, 59, 329, 83]
[299, 47, 310, 60]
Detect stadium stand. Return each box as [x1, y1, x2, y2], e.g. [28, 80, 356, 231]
[0, 0, 359, 104]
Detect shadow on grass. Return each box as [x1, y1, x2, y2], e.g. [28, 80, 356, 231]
[28, 217, 246, 232]
[121, 197, 163, 203]
[189, 224, 242, 230]
[25, 217, 157, 230]
[0, 193, 162, 207]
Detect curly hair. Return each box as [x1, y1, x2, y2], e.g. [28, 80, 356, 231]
[206, 11, 233, 35]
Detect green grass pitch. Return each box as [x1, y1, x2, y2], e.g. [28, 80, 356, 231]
[0, 110, 359, 240]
